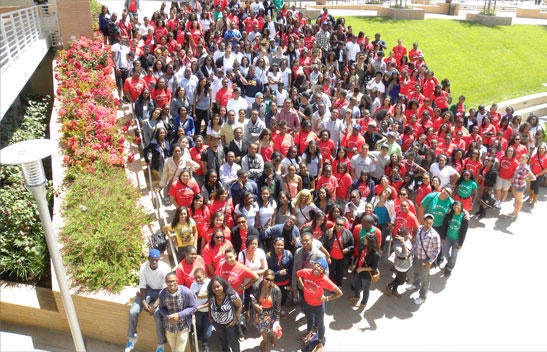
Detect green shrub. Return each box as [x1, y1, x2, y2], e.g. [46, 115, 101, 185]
[89, 0, 103, 31]
[0, 96, 52, 283]
[60, 163, 153, 292]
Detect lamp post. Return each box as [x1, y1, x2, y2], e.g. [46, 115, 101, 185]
[0, 139, 86, 352]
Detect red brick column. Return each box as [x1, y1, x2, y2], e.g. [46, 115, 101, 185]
[54, 0, 93, 48]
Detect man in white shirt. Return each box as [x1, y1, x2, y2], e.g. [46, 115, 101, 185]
[178, 67, 198, 109]
[320, 108, 343, 147]
[125, 249, 171, 352]
[345, 35, 360, 65]
[366, 72, 386, 97]
[350, 144, 376, 180]
[219, 151, 241, 189]
[227, 87, 249, 117]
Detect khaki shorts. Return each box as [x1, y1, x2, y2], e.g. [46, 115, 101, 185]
[495, 176, 512, 191]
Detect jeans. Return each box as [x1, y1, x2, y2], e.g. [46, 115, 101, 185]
[212, 322, 240, 352]
[303, 301, 326, 344]
[329, 257, 345, 286]
[195, 311, 212, 343]
[442, 238, 460, 272]
[412, 259, 431, 300]
[127, 287, 166, 345]
[352, 274, 372, 306]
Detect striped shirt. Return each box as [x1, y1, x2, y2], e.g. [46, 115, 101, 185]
[412, 226, 441, 263]
[209, 292, 239, 325]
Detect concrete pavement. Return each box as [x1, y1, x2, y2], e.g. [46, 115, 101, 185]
[2, 187, 545, 351]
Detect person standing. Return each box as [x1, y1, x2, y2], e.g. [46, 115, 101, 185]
[439, 201, 468, 278]
[158, 272, 198, 352]
[125, 249, 170, 352]
[509, 154, 536, 218]
[208, 276, 243, 352]
[321, 217, 354, 287]
[250, 270, 282, 352]
[191, 269, 212, 352]
[296, 258, 343, 351]
[351, 233, 380, 309]
[407, 213, 441, 305]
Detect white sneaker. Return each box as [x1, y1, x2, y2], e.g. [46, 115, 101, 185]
[495, 200, 501, 209]
[413, 297, 425, 305]
[124, 336, 137, 352]
[406, 284, 420, 291]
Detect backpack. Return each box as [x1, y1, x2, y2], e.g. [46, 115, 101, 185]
[149, 230, 168, 253]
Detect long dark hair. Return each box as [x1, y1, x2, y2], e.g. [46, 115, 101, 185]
[171, 206, 191, 228]
[207, 275, 235, 299]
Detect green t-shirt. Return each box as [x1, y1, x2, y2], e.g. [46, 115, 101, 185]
[421, 192, 454, 227]
[447, 213, 464, 241]
[457, 180, 477, 199]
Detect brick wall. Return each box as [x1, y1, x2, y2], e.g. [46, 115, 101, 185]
[54, 0, 93, 47]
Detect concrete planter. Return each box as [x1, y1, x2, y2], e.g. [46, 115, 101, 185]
[466, 13, 513, 26]
[377, 7, 425, 20]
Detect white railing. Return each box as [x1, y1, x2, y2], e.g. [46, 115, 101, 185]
[0, 4, 61, 73]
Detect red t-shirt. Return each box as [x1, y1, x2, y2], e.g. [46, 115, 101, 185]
[152, 87, 172, 108]
[123, 76, 146, 101]
[315, 175, 338, 199]
[335, 172, 353, 200]
[392, 211, 420, 237]
[318, 139, 335, 164]
[202, 240, 233, 274]
[341, 134, 365, 159]
[531, 153, 547, 175]
[209, 199, 235, 229]
[176, 256, 206, 287]
[189, 146, 207, 176]
[497, 156, 519, 179]
[463, 158, 483, 180]
[169, 179, 201, 207]
[189, 206, 211, 239]
[297, 268, 337, 306]
[415, 184, 432, 206]
[330, 231, 345, 260]
[215, 261, 256, 295]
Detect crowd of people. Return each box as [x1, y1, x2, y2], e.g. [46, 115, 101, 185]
[107, 1, 547, 352]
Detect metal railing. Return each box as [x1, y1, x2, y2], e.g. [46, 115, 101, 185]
[0, 4, 61, 73]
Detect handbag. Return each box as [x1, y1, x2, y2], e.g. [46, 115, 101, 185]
[369, 269, 380, 283]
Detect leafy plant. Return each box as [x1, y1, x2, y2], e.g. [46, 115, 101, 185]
[60, 163, 152, 292]
[0, 96, 52, 283]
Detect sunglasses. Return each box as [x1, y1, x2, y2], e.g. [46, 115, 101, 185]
[238, 220, 247, 224]
[214, 236, 225, 239]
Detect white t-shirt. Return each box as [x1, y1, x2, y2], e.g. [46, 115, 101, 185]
[238, 248, 266, 272]
[138, 260, 171, 290]
[430, 163, 459, 188]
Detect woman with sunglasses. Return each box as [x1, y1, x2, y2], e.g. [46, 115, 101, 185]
[202, 228, 233, 277]
[250, 269, 282, 352]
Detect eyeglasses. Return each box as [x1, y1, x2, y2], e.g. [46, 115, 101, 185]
[335, 223, 344, 226]
[264, 277, 274, 282]
[237, 220, 247, 224]
[400, 193, 407, 196]
[214, 236, 225, 239]
[443, 189, 453, 196]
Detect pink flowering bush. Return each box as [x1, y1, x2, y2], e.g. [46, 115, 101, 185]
[56, 36, 125, 175]
[56, 37, 149, 292]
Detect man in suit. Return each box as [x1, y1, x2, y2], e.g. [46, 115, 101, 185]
[227, 127, 248, 164]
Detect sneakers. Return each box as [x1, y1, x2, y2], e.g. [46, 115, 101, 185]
[413, 297, 426, 305]
[124, 336, 137, 352]
[156, 345, 164, 352]
[494, 200, 501, 209]
[406, 284, 420, 291]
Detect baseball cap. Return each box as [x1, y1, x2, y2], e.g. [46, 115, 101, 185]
[381, 143, 389, 149]
[352, 123, 361, 131]
[423, 213, 435, 220]
[149, 249, 161, 259]
[314, 258, 328, 271]
[368, 120, 377, 127]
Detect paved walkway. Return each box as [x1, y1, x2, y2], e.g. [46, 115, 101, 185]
[2, 188, 545, 351]
[2, 1, 546, 351]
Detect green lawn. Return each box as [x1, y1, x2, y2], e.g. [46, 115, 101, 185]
[346, 17, 547, 107]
